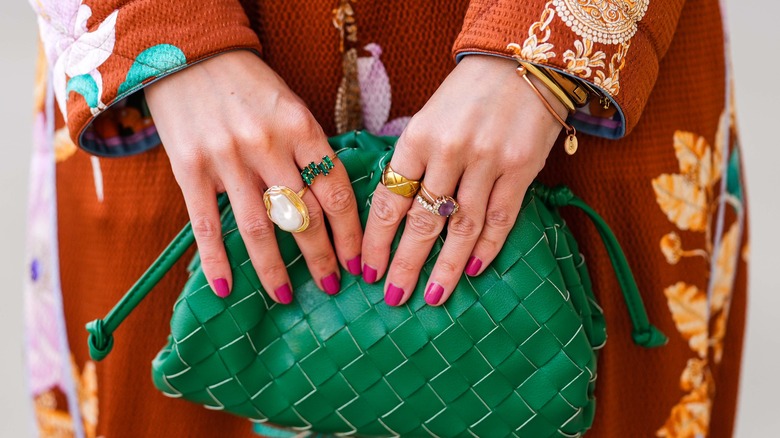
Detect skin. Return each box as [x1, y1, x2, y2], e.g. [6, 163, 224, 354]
[146, 50, 566, 306]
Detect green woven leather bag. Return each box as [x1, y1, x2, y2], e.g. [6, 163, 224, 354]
[87, 131, 666, 437]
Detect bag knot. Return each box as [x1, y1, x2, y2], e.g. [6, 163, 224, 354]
[533, 183, 576, 208]
[86, 319, 114, 361]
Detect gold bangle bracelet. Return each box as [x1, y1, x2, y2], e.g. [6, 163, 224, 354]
[516, 65, 579, 155]
[516, 61, 576, 113]
[539, 67, 590, 107]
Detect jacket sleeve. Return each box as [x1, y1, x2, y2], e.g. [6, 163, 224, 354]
[452, 0, 685, 139]
[31, 0, 262, 156]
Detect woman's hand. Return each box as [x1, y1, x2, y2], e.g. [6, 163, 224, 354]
[146, 50, 363, 303]
[362, 55, 567, 306]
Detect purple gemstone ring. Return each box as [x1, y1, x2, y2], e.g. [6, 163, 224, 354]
[416, 183, 460, 217]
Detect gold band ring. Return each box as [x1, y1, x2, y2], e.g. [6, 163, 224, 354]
[263, 185, 310, 233]
[381, 164, 421, 198]
[416, 183, 459, 217]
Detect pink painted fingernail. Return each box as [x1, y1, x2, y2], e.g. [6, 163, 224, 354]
[214, 278, 230, 298]
[465, 256, 482, 276]
[275, 283, 293, 304]
[385, 284, 404, 306]
[347, 255, 362, 276]
[322, 273, 341, 295]
[425, 282, 444, 305]
[363, 264, 378, 283]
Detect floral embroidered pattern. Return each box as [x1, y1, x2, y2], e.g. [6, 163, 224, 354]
[508, 1, 632, 98]
[652, 111, 745, 437]
[357, 43, 411, 136]
[515, 2, 557, 63]
[593, 41, 629, 96]
[563, 39, 606, 77]
[553, 0, 649, 44]
[32, 1, 120, 120]
[33, 357, 99, 438]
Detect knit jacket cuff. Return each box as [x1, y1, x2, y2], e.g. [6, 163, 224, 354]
[39, 0, 262, 157]
[453, 0, 685, 139]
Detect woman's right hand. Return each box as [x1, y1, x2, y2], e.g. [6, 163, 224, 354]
[145, 50, 363, 303]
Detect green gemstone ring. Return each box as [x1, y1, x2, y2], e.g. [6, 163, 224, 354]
[301, 155, 338, 186]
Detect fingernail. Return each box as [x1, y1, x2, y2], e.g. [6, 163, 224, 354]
[465, 256, 482, 276]
[322, 273, 341, 295]
[385, 283, 404, 306]
[363, 264, 378, 283]
[425, 282, 444, 305]
[275, 283, 293, 304]
[347, 255, 362, 276]
[213, 278, 230, 298]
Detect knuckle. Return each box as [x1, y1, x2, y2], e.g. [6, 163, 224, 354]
[282, 103, 319, 137]
[391, 256, 418, 275]
[175, 148, 209, 173]
[192, 215, 220, 239]
[338, 229, 362, 251]
[437, 137, 464, 161]
[399, 120, 430, 147]
[436, 259, 460, 276]
[324, 184, 356, 215]
[406, 210, 440, 237]
[234, 121, 266, 147]
[242, 215, 275, 240]
[199, 253, 226, 270]
[485, 208, 514, 230]
[370, 194, 403, 227]
[208, 138, 240, 161]
[478, 235, 503, 254]
[307, 250, 337, 271]
[448, 214, 480, 239]
[256, 262, 288, 283]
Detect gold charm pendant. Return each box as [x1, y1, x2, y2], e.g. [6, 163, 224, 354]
[565, 133, 578, 155]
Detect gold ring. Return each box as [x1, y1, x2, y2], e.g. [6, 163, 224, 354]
[381, 164, 421, 198]
[263, 185, 310, 233]
[416, 183, 459, 217]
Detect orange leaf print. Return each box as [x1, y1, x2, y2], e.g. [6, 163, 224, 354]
[652, 174, 708, 232]
[712, 111, 727, 185]
[673, 131, 714, 189]
[710, 310, 727, 364]
[711, 222, 739, 313]
[657, 360, 714, 437]
[664, 282, 708, 358]
[55, 127, 78, 163]
[660, 232, 683, 264]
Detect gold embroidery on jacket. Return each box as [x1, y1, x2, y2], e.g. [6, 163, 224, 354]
[509, 0, 642, 98]
[553, 0, 649, 44]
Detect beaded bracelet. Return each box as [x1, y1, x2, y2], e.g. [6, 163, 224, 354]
[516, 64, 579, 155]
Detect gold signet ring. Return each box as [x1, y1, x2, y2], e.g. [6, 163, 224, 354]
[381, 164, 421, 198]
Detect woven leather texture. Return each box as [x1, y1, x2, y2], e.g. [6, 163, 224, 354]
[146, 132, 606, 437]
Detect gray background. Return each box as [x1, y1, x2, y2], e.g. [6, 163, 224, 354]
[1, 1, 777, 436]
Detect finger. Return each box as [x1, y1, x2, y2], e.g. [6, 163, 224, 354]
[222, 168, 294, 304]
[296, 143, 363, 277]
[384, 161, 462, 306]
[258, 159, 342, 295]
[466, 174, 529, 277]
[180, 178, 233, 298]
[361, 138, 426, 284]
[424, 164, 495, 306]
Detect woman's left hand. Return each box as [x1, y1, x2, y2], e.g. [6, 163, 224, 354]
[361, 55, 568, 306]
